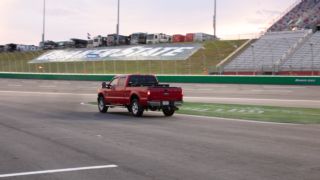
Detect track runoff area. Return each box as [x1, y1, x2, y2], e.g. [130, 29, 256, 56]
[0, 79, 320, 180]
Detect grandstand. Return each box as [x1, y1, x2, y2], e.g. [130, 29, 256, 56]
[223, 30, 312, 74]
[280, 31, 320, 74]
[269, 0, 320, 32]
[220, 0, 320, 76]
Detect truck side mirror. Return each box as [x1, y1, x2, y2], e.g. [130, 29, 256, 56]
[101, 82, 107, 88]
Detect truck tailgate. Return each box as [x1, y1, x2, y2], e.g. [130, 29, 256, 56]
[148, 87, 183, 101]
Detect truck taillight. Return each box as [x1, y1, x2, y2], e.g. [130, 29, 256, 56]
[147, 90, 151, 96]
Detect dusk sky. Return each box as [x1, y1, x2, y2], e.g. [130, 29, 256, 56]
[0, 0, 297, 45]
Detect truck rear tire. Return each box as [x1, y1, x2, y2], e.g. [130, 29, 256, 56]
[163, 107, 175, 117]
[131, 99, 144, 117]
[98, 96, 108, 113]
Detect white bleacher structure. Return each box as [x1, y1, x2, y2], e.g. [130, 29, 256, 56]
[281, 32, 320, 71]
[221, 0, 320, 75]
[269, 0, 320, 32]
[223, 30, 312, 73]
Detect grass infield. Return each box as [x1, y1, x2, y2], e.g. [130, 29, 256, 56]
[89, 102, 320, 124]
[179, 102, 320, 124]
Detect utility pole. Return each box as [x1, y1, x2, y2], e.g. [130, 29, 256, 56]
[116, 0, 120, 45]
[310, 43, 314, 75]
[213, 0, 217, 38]
[251, 44, 255, 74]
[42, 0, 46, 47]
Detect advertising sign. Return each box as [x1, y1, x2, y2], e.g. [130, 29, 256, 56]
[30, 44, 202, 63]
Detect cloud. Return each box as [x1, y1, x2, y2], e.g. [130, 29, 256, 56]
[47, 8, 81, 17]
[246, 8, 282, 26]
[0, 0, 297, 44]
[262, 9, 282, 15]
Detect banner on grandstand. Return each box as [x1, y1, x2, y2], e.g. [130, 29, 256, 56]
[30, 44, 202, 63]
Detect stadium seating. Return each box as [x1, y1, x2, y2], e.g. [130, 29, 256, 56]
[281, 31, 320, 71]
[223, 30, 312, 72]
[269, 0, 320, 32]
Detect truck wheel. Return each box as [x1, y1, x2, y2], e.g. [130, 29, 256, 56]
[131, 99, 144, 117]
[163, 107, 175, 117]
[98, 96, 108, 113]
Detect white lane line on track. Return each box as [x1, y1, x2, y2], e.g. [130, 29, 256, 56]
[0, 165, 118, 178]
[144, 110, 299, 126]
[185, 89, 293, 93]
[84, 104, 299, 126]
[1, 90, 320, 104]
[7, 84, 22, 87]
[184, 88, 213, 91]
[250, 89, 292, 93]
[185, 97, 320, 103]
[174, 114, 299, 126]
[262, 86, 306, 89]
[0, 91, 95, 96]
[54, 82, 72, 85]
[39, 85, 57, 88]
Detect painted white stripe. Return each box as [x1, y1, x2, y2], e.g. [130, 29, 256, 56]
[39, 85, 57, 88]
[86, 105, 298, 126]
[0, 165, 118, 178]
[197, 88, 214, 91]
[7, 84, 22, 87]
[174, 113, 299, 126]
[262, 86, 306, 89]
[145, 110, 298, 125]
[250, 89, 292, 93]
[55, 82, 71, 85]
[0, 90, 320, 105]
[185, 97, 320, 103]
[0, 90, 95, 96]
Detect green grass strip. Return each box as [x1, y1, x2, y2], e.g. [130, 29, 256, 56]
[179, 102, 320, 124]
[89, 101, 320, 124]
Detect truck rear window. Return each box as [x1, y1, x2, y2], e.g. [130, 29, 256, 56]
[129, 76, 158, 86]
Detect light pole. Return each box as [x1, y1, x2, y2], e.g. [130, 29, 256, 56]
[268, 42, 274, 74]
[310, 43, 314, 75]
[201, 47, 207, 74]
[251, 44, 255, 75]
[213, 0, 217, 38]
[116, 0, 120, 45]
[42, 0, 46, 47]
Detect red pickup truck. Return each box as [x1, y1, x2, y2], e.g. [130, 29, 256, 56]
[97, 75, 183, 117]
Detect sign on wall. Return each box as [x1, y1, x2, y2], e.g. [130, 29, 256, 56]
[30, 44, 202, 63]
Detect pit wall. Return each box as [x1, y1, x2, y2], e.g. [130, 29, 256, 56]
[0, 72, 319, 86]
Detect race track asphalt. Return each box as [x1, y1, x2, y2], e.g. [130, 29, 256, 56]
[1, 78, 320, 108]
[0, 78, 319, 180]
